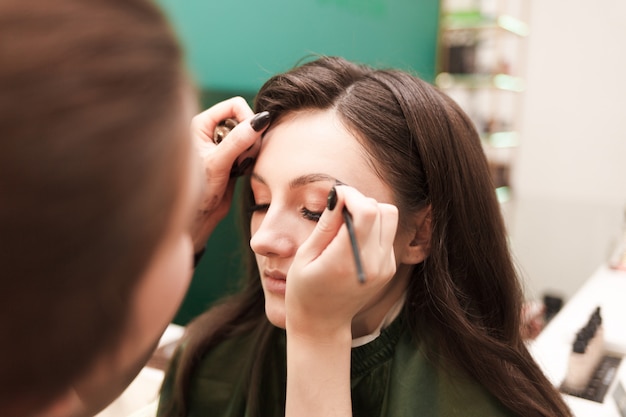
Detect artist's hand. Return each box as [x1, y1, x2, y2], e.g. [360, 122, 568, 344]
[285, 185, 399, 339]
[190, 97, 270, 252]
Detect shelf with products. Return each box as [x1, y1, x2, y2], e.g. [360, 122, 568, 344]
[435, 72, 524, 92]
[482, 130, 520, 148]
[441, 11, 528, 36]
[436, 1, 529, 202]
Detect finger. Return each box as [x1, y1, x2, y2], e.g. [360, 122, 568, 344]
[339, 188, 397, 283]
[377, 203, 399, 248]
[191, 97, 254, 143]
[296, 188, 347, 263]
[208, 112, 269, 175]
[340, 187, 378, 242]
[378, 203, 399, 277]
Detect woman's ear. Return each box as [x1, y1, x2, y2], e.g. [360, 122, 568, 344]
[398, 205, 432, 265]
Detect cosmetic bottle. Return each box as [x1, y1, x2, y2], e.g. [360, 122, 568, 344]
[562, 307, 605, 394]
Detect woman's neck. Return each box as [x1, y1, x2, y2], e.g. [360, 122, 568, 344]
[350, 264, 410, 338]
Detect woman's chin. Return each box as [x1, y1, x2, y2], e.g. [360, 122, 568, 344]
[264, 302, 286, 329]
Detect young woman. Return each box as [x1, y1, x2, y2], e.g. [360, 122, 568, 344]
[158, 57, 573, 416]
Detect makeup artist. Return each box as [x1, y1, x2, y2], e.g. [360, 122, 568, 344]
[0, 0, 260, 415]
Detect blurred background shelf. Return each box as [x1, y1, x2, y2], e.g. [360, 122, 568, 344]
[442, 11, 529, 36]
[436, 72, 525, 91]
[437, 0, 529, 197]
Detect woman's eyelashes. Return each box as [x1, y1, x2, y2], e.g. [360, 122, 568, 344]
[249, 202, 322, 223]
[249, 203, 269, 213]
[300, 207, 323, 222]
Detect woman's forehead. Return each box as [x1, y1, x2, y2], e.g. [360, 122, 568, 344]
[253, 110, 395, 204]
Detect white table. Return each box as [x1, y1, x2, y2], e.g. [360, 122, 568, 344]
[528, 266, 626, 416]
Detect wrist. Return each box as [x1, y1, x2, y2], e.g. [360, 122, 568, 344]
[286, 318, 353, 346]
[193, 247, 206, 268]
[285, 320, 353, 417]
[191, 225, 212, 253]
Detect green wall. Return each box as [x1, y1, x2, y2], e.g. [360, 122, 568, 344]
[156, 0, 441, 325]
[157, 0, 440, 92]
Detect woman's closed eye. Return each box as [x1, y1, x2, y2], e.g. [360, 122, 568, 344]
[249, 203, 269, 214]
[300, 207, 323, 222]
[249, 202, 322, 223]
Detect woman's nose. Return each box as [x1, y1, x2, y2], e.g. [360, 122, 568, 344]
[249, 210, 298, 258]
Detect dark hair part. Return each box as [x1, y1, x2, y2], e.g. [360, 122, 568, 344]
[162, 56, 572, 417]
[0, 0, 185, 414]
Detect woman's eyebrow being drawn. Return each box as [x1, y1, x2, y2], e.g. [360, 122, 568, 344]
[250, 172, 347, 188]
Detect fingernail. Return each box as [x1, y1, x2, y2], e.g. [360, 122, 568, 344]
[250, 111, 270, 132]
[327, 186, 337, 211]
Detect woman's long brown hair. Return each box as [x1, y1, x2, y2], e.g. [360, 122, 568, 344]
[161, 56, 572, 417]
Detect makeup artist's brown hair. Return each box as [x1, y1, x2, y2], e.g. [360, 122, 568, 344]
[161, 56, 572, 417]
[0, 0, 185, 414]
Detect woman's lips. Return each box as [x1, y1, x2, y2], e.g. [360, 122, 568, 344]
[263, 269, 286, 294]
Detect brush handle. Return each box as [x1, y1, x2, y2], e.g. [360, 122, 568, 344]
[342, 207, 366, 284]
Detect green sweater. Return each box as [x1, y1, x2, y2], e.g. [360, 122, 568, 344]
[158, 317, 515, 417]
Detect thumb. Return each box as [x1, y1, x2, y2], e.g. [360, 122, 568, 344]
[295, 187, 345, 263]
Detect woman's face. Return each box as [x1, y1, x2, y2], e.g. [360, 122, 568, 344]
[250, 109, 412, 336]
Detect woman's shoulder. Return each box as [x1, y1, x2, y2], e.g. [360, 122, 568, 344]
[385, 330, 517, 417]
[434, 372, 517, 417]
[187, 327, 259, 384]
[158, 325, 263, 416]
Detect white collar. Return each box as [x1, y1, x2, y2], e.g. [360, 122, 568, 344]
[351, 292, 406, 348]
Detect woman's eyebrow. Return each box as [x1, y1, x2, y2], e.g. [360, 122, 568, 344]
[289, 173, 338, 189]
[251, 172, 348, 188]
